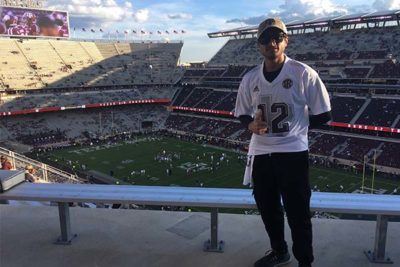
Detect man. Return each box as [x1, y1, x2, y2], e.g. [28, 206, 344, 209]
[1, 155, 13, 170]
[235, 18, 332, 267]
[37, 15, 63, 37]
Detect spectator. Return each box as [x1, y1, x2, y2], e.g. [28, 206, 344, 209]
[1, 156, 13, 170]
[25, 165, 38, 183]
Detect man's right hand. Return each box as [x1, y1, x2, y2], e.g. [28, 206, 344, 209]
[248, 109, 268, 135]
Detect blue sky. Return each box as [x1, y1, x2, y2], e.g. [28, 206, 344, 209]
[46, 0, 400, 63]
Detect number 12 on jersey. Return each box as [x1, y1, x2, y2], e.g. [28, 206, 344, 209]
[258, 95, 293, 134]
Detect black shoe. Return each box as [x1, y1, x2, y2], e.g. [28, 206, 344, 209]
[254, 249, 291, 267]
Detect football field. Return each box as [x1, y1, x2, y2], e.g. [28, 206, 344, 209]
[45, 137, 399, 195]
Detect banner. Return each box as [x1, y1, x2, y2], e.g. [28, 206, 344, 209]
[0, 99, 170, 117]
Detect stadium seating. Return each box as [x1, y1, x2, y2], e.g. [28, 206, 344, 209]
[309, 134, 348, 156]
[1, 20, 400, 178]
[330, 96, 366, 123]
[207, 27, 400, 81]
[1, 105, 168, 141]
[355, 98, 400, 127]
[0, 86, 178, 112]
[0, 39, 183, 91]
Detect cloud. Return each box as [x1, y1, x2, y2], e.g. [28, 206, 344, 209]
[227, 0, 349, 25]
[167, 13, 193, 20]
[227, 0, 400, 26]
[373, 0, 400, 10]
[134, 9, 149, 23]
[278, 0, 348, 19]
[46, 0, 149, 27]
[226, 15, 267, 25]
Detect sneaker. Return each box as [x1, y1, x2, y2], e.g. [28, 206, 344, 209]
[254, 249, 291, 267]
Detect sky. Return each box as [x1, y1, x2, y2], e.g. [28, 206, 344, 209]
[46, 0, 400, 63]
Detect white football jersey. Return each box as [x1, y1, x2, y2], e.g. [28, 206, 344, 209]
[235, 56, 331, 156]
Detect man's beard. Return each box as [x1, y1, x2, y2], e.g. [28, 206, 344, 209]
[265, 50, 280, 60]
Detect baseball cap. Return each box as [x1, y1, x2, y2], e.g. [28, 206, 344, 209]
[257, 18, 287, 40]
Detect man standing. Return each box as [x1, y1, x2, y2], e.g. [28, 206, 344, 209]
[235, 18, 332, 267]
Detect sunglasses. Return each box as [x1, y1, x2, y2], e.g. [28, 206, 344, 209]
[258, 32, 286, 45]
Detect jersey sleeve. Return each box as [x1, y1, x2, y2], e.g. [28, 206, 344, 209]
[234, 77, 253, 118]
[303, 69, 331, 115]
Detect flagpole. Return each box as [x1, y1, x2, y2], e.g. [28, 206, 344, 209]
[361, 155, 366, 193]
[371, 149, 377, 194]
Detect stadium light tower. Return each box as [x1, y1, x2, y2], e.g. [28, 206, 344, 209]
[0, 0, 45, 8]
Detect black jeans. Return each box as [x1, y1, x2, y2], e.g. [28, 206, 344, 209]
[252, 150, 313, 264]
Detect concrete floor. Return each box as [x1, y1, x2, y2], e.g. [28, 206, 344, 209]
[1, 205, 399, 267]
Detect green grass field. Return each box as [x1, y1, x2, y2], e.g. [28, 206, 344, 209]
[44, 137, 399, 195]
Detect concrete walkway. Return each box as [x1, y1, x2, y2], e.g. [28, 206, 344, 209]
[1, 205, 399, 267]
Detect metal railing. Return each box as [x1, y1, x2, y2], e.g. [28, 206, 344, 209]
[0, 146, 83, 183]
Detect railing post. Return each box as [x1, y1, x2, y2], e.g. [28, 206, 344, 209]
[54, 202, 77, 245]
[364, 215, 393, 264]
[203, 208, 224, 252]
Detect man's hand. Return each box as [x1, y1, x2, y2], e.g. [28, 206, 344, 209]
[248, 109, 268, 135]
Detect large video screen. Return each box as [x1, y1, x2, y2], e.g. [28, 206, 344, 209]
[0, 6, 69, 38]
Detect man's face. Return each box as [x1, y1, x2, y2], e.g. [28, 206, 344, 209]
[40, 25, 59, 37]
[257, 28, 288, 60]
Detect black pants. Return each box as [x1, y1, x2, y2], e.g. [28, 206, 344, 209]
[252, 150, 313, 264]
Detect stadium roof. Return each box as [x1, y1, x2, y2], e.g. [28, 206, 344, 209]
[208, 10, 400, 38]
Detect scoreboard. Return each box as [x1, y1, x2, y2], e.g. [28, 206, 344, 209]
[0, 5, 69, 38]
